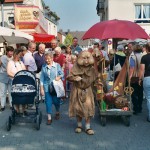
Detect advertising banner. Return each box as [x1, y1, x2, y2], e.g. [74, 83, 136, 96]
[14, 5, 39, 29]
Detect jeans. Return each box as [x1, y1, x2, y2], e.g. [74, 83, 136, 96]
[45, 92, 60, 114]
[0, 82, 12, 107]
[143, 77, 150, 118]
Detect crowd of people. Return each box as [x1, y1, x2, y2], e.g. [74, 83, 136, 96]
[0, 36, 150, 135]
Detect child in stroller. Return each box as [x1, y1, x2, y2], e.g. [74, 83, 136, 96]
[6, 70, 42, 131]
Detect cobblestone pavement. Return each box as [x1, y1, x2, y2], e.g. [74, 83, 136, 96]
[0, 99, 150, 150]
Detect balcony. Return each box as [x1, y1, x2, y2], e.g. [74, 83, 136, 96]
[96, 0, 104, 15]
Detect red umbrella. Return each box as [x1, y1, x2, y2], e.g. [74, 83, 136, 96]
[32, 33, 55, 43]
[82, 19, 149, 40]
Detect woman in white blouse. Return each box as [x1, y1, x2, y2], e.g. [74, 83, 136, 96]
[7, 49, 26, 115]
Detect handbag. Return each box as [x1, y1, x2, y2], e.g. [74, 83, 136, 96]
[48, 82, 57, 95]
[52, 63, 65, 98]
[47, 66, 57, 95]
[130, 77, 139, 84]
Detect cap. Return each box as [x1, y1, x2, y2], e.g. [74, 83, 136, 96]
[117, 45, 124, 51]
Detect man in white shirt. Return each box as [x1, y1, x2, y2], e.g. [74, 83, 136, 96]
[23, 42, 37, 72]
[23, 42, 37, 109]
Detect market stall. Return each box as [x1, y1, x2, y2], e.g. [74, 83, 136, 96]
[82, 19, 149, 126]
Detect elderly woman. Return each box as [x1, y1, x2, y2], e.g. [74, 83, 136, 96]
[40, 52, 64, 125]
[53, 47, 66, 100]
[67, 51, 97, 135]
[139, 43, 150, 121]
[53, 46, 66, 70]
[7, 49, 26, 115]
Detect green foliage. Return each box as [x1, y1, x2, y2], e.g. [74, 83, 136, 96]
[64, 33, 73, 46]
[59, 43, 65, 47]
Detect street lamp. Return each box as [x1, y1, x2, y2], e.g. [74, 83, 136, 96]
[0, 0, 5, 27]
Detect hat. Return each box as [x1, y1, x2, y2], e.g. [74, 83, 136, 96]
[117, 45, 124, 51]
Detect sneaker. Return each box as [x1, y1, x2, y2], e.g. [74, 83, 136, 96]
[46, 119, 52, 125]
[55, 113, 60, 120]
[1, 107, 5, 111]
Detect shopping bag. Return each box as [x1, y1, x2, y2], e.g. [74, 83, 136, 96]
[114, 63, 121, 72]
[53, 79, 65, 98]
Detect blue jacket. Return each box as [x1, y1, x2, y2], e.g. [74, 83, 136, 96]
[40, 62, 64, 92]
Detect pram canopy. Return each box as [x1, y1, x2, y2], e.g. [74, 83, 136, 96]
[11, 70, 37, 104]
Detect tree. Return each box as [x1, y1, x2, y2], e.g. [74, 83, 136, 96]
[64, 33, 73, 46]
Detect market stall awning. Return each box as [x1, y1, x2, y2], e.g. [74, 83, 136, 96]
[0, 26, 33, 44]
[32, 33, 55, 43]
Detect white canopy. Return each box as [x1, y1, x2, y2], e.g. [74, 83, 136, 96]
[0, 26, 33, 44]
[118, 39, 150, 45]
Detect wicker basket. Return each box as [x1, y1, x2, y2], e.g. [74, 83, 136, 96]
[114, 95, 129, 109]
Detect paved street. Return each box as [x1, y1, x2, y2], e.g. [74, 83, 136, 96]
[0, 99, 150, 150]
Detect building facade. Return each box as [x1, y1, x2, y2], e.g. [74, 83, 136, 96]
[97, 0, 150, 35]
[0, 0, 59, 36]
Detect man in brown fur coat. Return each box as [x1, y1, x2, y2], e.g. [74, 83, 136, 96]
[67, 51, 97, 135]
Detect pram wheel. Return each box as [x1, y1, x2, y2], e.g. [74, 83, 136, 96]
[35, 115, 40, 130]
[6, 116, 12, 131]
[39, 111, 42, 124]
[11, 116, 15, 124]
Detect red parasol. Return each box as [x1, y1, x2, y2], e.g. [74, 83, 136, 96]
[32, 33, 55, 43]
[82, 19, 149, 40]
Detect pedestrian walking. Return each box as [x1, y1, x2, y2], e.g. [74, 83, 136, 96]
[40, 52, 64, 125]
[139, 42, 150, 121]
[67, 51, 97, 135]
[34, 44, 46, 101]
[23, 42, 37, 73]
[7, 49, 26, 115]
[0, 46, 14, 111]
[129, 44, 143, 115]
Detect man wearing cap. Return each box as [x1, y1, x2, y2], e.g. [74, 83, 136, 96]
[110, 45, 126, 70]
[110, 45, 126, 80]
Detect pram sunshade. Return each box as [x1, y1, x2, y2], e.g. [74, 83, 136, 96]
[11, 70, 37, 104]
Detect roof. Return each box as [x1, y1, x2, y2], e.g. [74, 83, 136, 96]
[68, 31, 94, 47]
[5, 0, 23, 3]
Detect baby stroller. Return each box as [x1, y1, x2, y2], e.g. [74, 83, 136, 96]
[6, 70, 42, 131]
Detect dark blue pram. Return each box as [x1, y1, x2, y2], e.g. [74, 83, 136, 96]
[6, 70, 42, 131]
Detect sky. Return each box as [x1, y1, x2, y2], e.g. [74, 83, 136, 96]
[44, 0, 100, 32]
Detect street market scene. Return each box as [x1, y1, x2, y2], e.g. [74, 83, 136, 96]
[0, 0, 150, 150]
